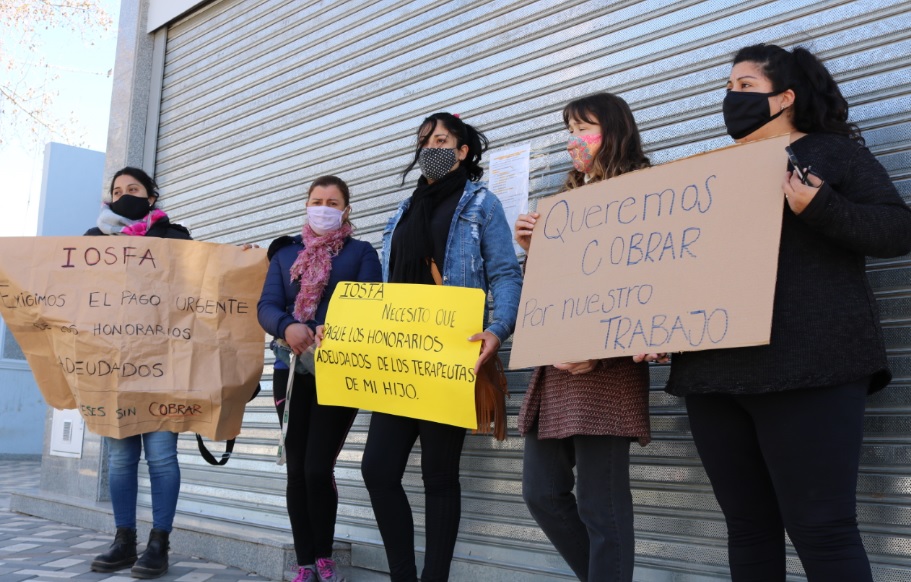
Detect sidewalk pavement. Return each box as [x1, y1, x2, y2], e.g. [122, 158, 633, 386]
[0, 458, 386, 582]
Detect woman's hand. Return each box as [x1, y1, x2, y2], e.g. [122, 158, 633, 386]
[514, 212, 540, 252]
[782, 169, 822, 215]
[633, 353, 670, 364]
[314, 325, 325, 348]
[240, 243, 260, 250]
[469, 331, 501, 375]
[284, 323, 315, 355]
[553, 360, 598, 375]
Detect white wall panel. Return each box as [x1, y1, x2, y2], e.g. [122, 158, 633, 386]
[149, 1, 911, 578]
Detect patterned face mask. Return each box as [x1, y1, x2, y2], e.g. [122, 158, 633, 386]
[567, 133, 602, 174]
[418, 147, 458, 181]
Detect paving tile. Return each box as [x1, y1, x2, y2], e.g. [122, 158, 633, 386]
[12, 569, 80, 578]
[174, 561, 228, 569]
[0, 543, 41, 552]
[0, 459, 385, 582]
[35, 530, 71, 537]
[43, 557, 87, 568]
[71, 540, 109, 549]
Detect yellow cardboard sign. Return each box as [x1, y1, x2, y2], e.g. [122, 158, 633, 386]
[315, 282, 485, 429]
[0, 237, 267, 440]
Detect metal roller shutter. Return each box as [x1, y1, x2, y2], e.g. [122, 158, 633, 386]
[145, 0, 911, 578]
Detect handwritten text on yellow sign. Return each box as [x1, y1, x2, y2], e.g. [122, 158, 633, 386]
[315, 282, 485, 429]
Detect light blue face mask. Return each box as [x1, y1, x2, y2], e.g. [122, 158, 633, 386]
[306, 205, 346, 235]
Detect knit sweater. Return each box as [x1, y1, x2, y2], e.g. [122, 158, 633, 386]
[666, 132, 911, 396]
[518, 358, 651, 444]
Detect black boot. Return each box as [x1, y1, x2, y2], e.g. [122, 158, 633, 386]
[91, 527, 137, 572]
[131, 528, 170, 579]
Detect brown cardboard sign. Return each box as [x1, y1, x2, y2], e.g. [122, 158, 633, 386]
[0, 237, 268, 440]
[509, 135, 789, 369]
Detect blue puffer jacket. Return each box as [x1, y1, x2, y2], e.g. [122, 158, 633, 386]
[257, 234, 382, 344]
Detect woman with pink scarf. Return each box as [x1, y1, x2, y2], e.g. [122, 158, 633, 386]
[257, 175, 381, 582]
[87, 167, 190, 579]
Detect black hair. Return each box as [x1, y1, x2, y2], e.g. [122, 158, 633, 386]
[732, 44, 863, 143]
[109, 167, 159, 205]
[562, 92, 650, 190]
[401, 112, 490, 183]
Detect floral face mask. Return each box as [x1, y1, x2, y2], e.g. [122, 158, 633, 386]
[567, 133, 602, 174]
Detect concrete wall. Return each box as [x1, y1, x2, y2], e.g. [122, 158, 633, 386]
[0, 358, 45, 458]
[36, 143, 106, 236]
[0, 142, 104, 458]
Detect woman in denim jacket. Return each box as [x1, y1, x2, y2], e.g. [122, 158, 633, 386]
[361, 112, 522, 582]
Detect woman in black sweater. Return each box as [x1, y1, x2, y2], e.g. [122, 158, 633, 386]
[657, 44, 911, 581]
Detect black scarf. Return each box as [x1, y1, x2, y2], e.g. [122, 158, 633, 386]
[390, 168, 468, 284]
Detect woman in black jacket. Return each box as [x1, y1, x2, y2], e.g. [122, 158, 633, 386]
[88, 167, 189, 579]
[651, 45, 911, 582]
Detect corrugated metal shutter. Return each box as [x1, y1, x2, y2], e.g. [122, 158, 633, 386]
[146, 0, 911, 579]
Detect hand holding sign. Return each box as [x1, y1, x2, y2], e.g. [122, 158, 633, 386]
[510, 135, 790, 368]
[0, 237, 267, 440]
[314, 282, 485, 429]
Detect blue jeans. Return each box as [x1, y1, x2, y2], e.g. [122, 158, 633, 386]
[522, 431, 634, 582]
[106, 431, 180, 532]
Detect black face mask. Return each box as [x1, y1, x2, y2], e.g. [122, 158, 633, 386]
[722, 90, 786, 140]
[110, 195, 152, 220]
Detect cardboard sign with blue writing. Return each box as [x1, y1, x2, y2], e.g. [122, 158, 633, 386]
[510, 135, 790, 368]
[315, 282, 485, 429]
[0, 237, 267, 440]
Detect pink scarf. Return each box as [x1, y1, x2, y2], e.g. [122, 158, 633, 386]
[289, 222, 353, 322]
[96, 205, 169, 236]
[122, 209, 168, 236]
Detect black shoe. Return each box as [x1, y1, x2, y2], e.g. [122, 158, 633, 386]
[91, 527, 137, 573]
[131, 528, 170, 579]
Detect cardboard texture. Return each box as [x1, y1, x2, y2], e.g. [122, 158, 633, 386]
[315, 282, 485, 429]
[0, 237, 268, 440]
[510, 135, 790, 369]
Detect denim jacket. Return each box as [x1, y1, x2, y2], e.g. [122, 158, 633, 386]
[382, 180, 523, 344]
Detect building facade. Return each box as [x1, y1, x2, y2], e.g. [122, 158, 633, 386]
[21, 1, 911, 580]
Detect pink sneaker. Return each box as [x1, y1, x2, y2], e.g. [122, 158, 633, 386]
[292, 565, 316, 582]
[315, 557, 345, 582]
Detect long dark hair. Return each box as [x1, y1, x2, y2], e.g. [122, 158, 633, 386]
[562, 92, 650, 190]
[109, 167, 159, 205]
[401, 112, 489, 183]
[732, 44, 863, 143]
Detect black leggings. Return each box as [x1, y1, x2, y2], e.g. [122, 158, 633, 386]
[273, 368, 357, 565]
[361, 412, 466, 582]
[685, 380, 872, 582]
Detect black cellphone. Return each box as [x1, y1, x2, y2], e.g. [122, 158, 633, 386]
[784, 146, 810, 185]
